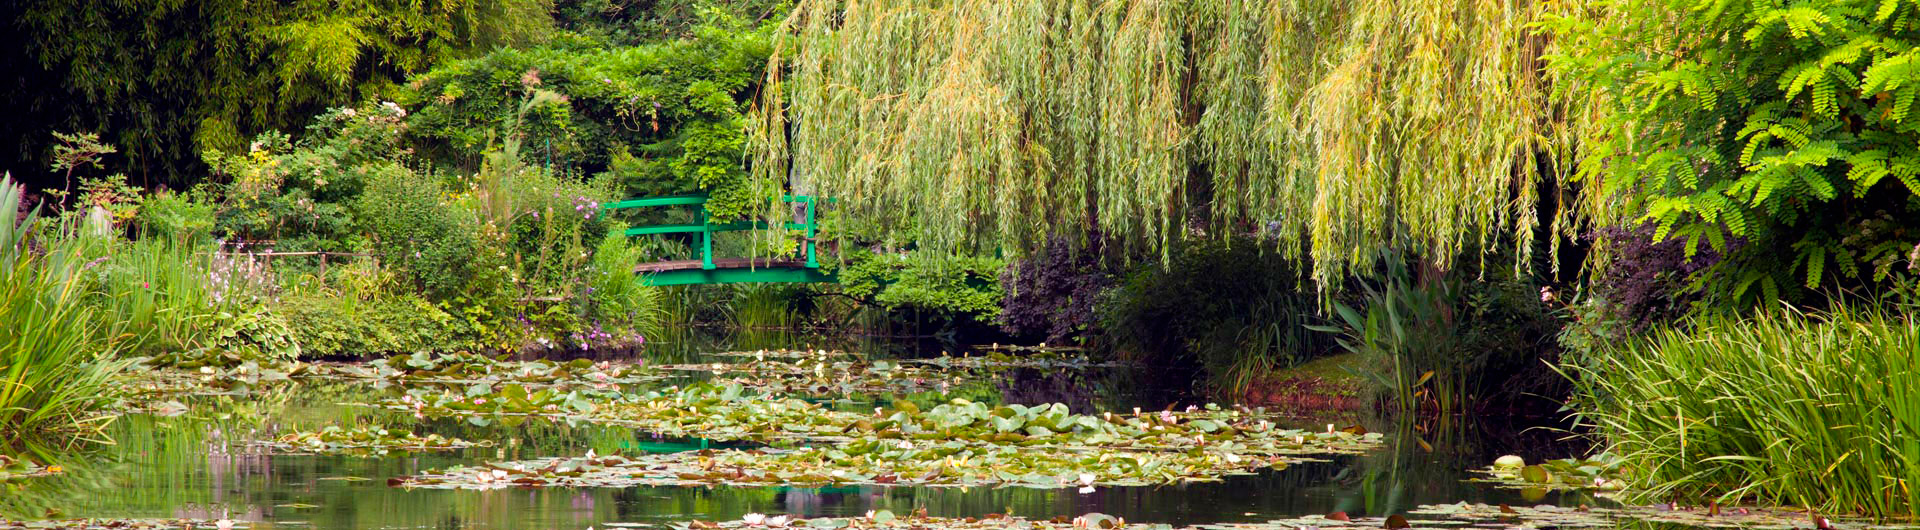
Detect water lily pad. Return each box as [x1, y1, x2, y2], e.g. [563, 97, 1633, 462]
[251, 424, 492, 455]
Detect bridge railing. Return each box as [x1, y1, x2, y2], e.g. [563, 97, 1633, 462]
[600, 193, 820, 271]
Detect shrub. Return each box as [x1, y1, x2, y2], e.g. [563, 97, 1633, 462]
[1589, 222, 1731, 330]
[1571, 308, 1920, 517]
[207, 103, 413, 252]
[835, 250, 1006, 324]
[356, 167, 480, 301]
[999, 234, 1117, 344]
[1098, 239, 1332, 395]
[585, 224, 662, 339]
[401, 18, 773, 220]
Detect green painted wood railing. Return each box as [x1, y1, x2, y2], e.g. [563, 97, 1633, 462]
[602, 193, 828, 285]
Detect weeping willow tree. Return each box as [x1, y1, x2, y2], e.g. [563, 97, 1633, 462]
[752, 0, 1588, 285]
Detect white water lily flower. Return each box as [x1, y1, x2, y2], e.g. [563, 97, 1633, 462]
[491, 469, 508, 480]
[742, 513, 766, 526]
[767, 515, 791, 528]
[216, 520, 234, 530]
[586, 449, 598, 459]
[866, 511, 876, 520]
[1226, 453, 1242, 464]
[897, 441, 913, 449]
[1077, 473, 1096, 485]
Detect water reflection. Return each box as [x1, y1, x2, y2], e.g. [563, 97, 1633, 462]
[2, 330, 1594, 528]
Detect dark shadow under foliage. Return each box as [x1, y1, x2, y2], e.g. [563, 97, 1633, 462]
[1592, 222, 1729, 331]
[1096, 238, 1338, 394]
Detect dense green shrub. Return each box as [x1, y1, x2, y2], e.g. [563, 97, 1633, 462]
[357, 167, 481, 301]
[1098, 240, 1333, 395]
[277, 293, 479, 357]
[135, 189, 217, 244]
[586, 224, 663, 338]
[834, 251, 1006, 324]
[555, 0, 787, 45]
[207, 103, 415, 252]
[1544, 0, 1920, 306]
[1572, 308, 1920, 517]
[402, 17, 773, 220]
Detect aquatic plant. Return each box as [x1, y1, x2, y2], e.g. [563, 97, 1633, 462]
[0, 177, 136, 444]
[1473, 454, 1630, 493]
[1570, 307, 1920, 517]
[0, 455, 63, 482]
[395, 440, 1315, 489]
[321, 351, 660, 388]
[255, 425, 491, 455]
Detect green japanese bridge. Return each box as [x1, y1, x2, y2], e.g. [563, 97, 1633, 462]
[602, 194, 835, 286]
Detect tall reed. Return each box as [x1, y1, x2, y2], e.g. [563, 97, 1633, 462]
[0, 177, 133, 445]
[1571, 308, 1920, 517]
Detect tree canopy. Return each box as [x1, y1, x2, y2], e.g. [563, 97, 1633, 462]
[751, 0, 1580, 285]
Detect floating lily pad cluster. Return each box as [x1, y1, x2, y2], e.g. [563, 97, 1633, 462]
[253, 425, 492, 455]
[661, 510, 1156, 530]
[906, 351, 1116, 370]
[391, 388, 1381, 490]
[0, 455, 62, 482]
[1476, 454, 1629, 492]
[316, 351, 660, 389]
[389, 382, 1383, 453]
[117, 360, 306, 403]
[1196, 503, 1910, 530]
[394, 435, 1306, 489]
[707, 349, 856, 360]
[392, 382, 605, 417]
[0, 518, 248, 529]
[661, 358, 962, 395]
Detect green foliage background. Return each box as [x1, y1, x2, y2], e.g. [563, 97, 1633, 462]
[3, 0, 552, 185]
[1544, 0, 1920, 304]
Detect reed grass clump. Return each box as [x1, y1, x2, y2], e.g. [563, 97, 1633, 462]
[0, 178, 134, 444]
[1571, 308, 1920, 517]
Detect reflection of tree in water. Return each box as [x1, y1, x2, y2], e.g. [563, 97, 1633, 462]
[993, 366, 1195, 414]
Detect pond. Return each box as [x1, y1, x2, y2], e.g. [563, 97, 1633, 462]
[1, 330, 1602, 529]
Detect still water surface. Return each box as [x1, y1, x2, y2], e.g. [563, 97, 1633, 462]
[2, 330, 1594, 528]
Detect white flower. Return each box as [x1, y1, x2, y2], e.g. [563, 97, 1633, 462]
[1077, 473, 1096, 485]
[897, 441, 913, 449]
[216, 520, 235, 530]
[491, 469, 508, 480]
[342, 108, 357, 117]
[768, 515, 791, 528]
[742, 513, 766, 526]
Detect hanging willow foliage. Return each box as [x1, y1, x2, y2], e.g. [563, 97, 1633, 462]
[753, 0, 1579, 285]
